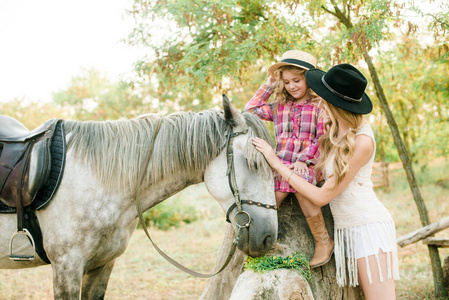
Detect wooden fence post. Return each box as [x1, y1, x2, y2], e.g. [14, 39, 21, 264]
[372, 162, 389, 189]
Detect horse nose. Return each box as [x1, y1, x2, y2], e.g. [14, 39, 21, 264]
[263, 233, 276, 250]
[247, 232, 277, 257]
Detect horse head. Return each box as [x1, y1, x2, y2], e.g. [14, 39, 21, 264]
[204, 95, 278, 257]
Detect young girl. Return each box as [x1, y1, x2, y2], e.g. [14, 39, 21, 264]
[252, 64, 399, 299]
[245, 50, 333, 268]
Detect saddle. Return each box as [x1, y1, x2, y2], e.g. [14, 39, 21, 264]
[0, 115, 63, 262]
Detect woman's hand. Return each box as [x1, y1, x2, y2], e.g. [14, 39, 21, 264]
[252, 137, 281, 169]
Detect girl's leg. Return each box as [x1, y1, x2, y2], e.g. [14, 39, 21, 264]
[275, 191, 289, 208]
[293, 192, 321, 218]
[357, 250, 396, 300]
[295, 192, 334, 268]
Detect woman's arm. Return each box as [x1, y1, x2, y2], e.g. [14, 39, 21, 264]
[252, 134, 374, 207]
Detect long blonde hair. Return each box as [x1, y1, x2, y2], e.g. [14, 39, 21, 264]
[315, 102, 364, 189]
[272, 66, 320, 104]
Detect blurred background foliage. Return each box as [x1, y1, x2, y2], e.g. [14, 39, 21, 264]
[139, 200, 199, 230]
[1, 0, 448, 165]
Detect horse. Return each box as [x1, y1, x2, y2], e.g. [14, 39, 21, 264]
[0, 95, 278, 299]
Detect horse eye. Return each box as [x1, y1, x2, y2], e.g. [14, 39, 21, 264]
[245, 158, 258, 171]
[249, 160, 258, 170]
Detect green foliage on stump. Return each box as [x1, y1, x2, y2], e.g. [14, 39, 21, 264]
[244, 252, 311, 281]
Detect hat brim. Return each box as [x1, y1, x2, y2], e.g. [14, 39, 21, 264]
[268, 62, 312, 77]
[305, 68, 373, 115]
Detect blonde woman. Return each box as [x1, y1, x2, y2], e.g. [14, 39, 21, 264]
[252, 64, 399, 299]
[245, 50, 333, 268]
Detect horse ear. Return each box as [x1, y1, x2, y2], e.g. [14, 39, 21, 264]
[223, 94, 245, 128]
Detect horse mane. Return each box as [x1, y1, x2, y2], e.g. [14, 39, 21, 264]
[63, 109, 273, 193]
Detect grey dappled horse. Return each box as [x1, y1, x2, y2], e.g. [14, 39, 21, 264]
[0, 96, 277, 299]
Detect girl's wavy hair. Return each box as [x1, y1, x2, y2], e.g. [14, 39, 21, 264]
[315, 102, 364, 190]
[272, 66, 320, 104]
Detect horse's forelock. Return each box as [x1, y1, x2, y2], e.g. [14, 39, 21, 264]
[242, 112, 274, 178]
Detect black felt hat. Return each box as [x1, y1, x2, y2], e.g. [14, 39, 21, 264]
[305, 64, 373, 114]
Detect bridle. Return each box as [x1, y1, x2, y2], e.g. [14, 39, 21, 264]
[136, 120, 277, 278]
[224, 127, 277, 229]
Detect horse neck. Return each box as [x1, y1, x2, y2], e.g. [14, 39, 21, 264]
[140, 167, 205, 212]
[139, 121, 227, 211]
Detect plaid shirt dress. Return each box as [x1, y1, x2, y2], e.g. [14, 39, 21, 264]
[245, 84, 327, 193]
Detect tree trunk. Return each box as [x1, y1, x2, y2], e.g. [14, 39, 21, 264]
[199, 223, 245, 300]
[201, 195, 363, 299]
[443, 256, 449, 289]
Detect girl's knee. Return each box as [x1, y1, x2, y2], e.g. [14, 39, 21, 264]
[275, 192, 289, 207]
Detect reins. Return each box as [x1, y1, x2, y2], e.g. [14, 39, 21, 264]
[135, 118, 276, 278]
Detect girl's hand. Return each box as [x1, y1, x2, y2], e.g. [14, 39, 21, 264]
[290, 161, 309, 176]
[252, 137, 281, 169]
[266, 76, 276, 88]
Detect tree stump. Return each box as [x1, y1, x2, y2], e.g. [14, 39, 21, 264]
[201, 194, 363, 299]
[229, 269, 314, 300]
[199, 224, 245, 300]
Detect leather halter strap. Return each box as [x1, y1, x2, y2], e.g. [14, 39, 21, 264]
[225, 129, 247, 217]
[226, 200, 277, 223]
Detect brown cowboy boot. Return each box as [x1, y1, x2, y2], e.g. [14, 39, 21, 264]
[306, 212, 335, 268]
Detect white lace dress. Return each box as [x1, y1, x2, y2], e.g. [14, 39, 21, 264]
[325, 123, 400, 287]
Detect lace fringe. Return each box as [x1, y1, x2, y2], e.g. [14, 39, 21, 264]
[334, 222, 400, 287]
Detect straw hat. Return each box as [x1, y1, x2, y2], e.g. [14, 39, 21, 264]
[305, 64, 373, 115]
[268, 50, 317, 77]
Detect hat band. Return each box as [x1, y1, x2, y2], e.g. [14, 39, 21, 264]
[321, 76, 362, 103]
[281, 58, 315, 70]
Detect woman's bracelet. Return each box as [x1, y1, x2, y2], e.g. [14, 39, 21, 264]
[287, 170, 295, 184]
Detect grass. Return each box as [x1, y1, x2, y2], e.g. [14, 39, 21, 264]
[0, 159, 448, 299]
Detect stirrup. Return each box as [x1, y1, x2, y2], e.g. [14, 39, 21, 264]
[9, 229, 36, 261]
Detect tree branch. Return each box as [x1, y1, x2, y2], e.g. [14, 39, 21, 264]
[325, 0, 353, 28]
[425, 13, 449, 29]
[321, 5, 338, 18]
[397, 216, 449, 247]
